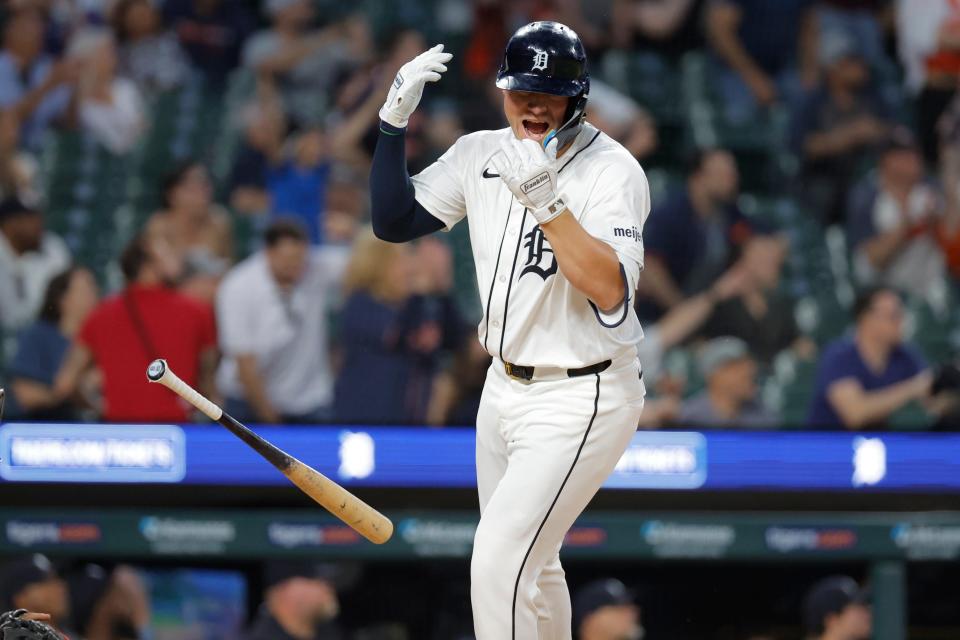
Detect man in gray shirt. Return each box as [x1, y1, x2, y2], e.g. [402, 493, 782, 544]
[680, 336, 778, 428]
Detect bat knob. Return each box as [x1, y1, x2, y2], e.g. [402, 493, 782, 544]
[146, 359, 167, 382]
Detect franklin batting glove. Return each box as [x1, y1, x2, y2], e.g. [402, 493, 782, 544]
[491, 136, 568, 225]
[379, 44, 453, 129]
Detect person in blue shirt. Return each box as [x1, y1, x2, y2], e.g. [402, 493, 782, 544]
[267, 127, 330, 245]
[333, 230, 463, 425]
[807, 286, 932, 429]
[8, 266, 98, 420]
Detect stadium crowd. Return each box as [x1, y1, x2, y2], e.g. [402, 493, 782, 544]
[0, 0, 959, 432]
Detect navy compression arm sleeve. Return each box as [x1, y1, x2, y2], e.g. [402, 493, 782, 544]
[370, 121, 445, 242]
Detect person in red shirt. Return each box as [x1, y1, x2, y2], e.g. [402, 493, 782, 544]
[54, 233, 217, 422]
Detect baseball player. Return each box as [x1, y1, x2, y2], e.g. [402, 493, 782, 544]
[370, 21, 648, 639]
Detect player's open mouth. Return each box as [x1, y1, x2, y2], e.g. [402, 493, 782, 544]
[522, 120, 550, 140]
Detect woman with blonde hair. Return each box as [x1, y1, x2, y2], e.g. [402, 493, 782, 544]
[333, 227, 414, 424]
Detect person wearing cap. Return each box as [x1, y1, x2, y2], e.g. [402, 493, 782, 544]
[66, 564, 150, 640]
[845, 126, 947, 294]
[572, 578, 643, 640]
[791, 27, 893, 226]
[0, 555, 70, 634]
[0, 195, 71, 334]
[244, 561, 343, 640]
[802, 575, 871, 640]
[679, 336, 777, 428]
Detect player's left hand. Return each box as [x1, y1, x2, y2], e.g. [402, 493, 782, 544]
[491, 136, 567, 225]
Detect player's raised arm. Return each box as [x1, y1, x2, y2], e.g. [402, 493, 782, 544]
[369, 45, 452, 243]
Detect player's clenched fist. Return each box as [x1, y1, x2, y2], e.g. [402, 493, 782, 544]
[379, 44, 452, 129]
[491, 136, 567, 225]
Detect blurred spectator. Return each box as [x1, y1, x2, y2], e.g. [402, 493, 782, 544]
[162, 0, 254, 85]
[427, 338, 491, 427]
[65, 28, 145, 154]
[802, 575, 871, 640]
[846, 127, 946, 293]
[461, 2, 508, 83]
[146, 160, 233, 302]
[333, 229, 416, 424]
[0, 555, 70, 633]
[636, 264, 749, 428]
[242, 0, 351, 127]
[267, 127, 331, 245]
[610, 0, 706, 57]
[66, 564, 150, 640]
[706, 0, 818, 122]
[54, 233, 217, 423]
[817, 1, 890, 71]
[936, 91, 960, 282]
[323, 30, 426, 169]
[111, 0, 191, 96]
[679, 336, 778, 428]
[792, 28, 893, 226]
[320, 168, 366, 245]
[807, 286, 931, 429]
[586, 79, 658, 163]
[0, 108, 39, 200]
[216, 220, 348, 424]
[228, 98, 287, 216]
[0, 6, 74, 151]
[7, 266, 98, 421]
[401, 236, 466, 423]
[703, 233, 813, 364]
[572, 578, 643, 640]
[637, 148, 749, 320]
[0, 195, 70, 334]
[245, 561, 343, 640]
[896, 0, 960, 164]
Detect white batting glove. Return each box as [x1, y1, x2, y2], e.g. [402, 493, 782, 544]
[491, 136, 567, 225]
[379, 44, 452, 129]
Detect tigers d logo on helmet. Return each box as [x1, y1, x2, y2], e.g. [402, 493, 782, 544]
[532, 50, 549, 71]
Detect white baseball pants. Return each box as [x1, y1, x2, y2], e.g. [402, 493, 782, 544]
[471, 352, 645, 640]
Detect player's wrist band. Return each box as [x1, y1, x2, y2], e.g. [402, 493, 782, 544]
[379, 120, 406, 135]
[532, 195, 567, 225]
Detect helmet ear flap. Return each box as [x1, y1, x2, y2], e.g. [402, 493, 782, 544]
[553, 90, 588, 150]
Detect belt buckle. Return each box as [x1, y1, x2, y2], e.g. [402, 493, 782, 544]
[504, 362, 532, 381]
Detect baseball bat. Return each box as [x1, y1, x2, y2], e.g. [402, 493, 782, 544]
[145, 359, 393, 544]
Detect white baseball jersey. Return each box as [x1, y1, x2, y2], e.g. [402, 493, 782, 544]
[411, 122, 649, 368]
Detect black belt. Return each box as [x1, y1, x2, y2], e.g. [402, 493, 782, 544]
[503, 359, 612, 381]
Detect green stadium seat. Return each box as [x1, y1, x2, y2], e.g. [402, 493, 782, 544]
[764, 350, 818, 429]
[38, 130, 134, 283]
[903, 283, 960, 364]
[794, 292, 850, 347]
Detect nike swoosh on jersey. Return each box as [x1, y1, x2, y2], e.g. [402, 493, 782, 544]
[482, 168, 500, 179]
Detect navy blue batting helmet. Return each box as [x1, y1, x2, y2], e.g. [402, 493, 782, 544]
[496, 21, 590, 149]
